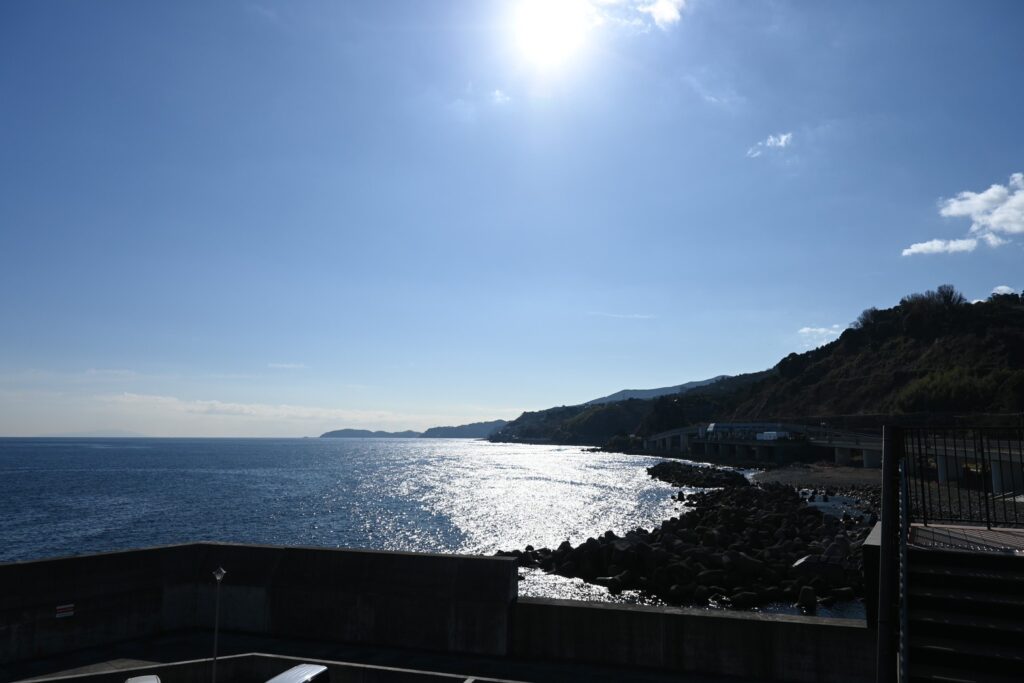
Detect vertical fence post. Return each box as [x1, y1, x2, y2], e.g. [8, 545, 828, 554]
[979, 433, 992, 530]
[876, 425, 902, 683]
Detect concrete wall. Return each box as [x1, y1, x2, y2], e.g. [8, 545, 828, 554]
[512, 598, 875, 683]
[0, 545, 175, 665]
[0, 543, 518, 666]
[3, 544, 876, 683]
[861, 522, 882, 626]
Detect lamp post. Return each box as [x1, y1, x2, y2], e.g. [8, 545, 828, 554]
[212, 566, 226, 683]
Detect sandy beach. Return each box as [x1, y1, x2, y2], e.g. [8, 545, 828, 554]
[752, 462, 882, 489]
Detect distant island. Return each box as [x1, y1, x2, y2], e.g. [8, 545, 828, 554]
[320, 419, 508, 439]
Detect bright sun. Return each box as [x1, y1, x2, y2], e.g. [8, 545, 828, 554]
[514, 0, 593, 70]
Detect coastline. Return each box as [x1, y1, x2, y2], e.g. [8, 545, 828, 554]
[501, 458, 879, 616]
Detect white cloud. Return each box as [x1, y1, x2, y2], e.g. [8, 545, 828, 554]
[982, 233, 1009, 247]
[747, 132, 793, 158]
[904, 173, 1024, 256]
[798, 324, 843, 348]
[940, 173, 1024, 238]
[267, 362, 307, 369]
[901, 238, 978, 256]
[491, 89, 510, 105]
[637, 0, 686, 29]
[993, 285, 1016, 295]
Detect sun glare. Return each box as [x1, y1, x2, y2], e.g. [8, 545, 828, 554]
[514, 0, 593, 70]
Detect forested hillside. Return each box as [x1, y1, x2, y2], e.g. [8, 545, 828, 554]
[493, 286, 1024, 446]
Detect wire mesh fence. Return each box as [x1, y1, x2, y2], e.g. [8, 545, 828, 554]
[902, 427, 1024, 528]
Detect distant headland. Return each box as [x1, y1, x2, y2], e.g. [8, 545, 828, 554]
[320, 419, 508, 439]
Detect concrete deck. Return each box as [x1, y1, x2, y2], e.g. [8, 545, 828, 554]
[910, 523, 1024, 555]
[4, 631, 748, 683]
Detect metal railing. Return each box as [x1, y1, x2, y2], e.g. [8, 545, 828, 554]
[902, 427, 1024, 528]
[876, 427, 904, 683]
[876, 425, 1024, 682]
[897, 457, 909, 683]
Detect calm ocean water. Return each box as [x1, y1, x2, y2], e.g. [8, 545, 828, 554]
[0, 437, 680, 603]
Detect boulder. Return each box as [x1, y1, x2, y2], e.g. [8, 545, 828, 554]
[729, 591, 761, 609]
[797, 585, 817, 613]
[831, 586, 856, 602]
[696, 569, 726, 586]
[792, 554, 846, 586]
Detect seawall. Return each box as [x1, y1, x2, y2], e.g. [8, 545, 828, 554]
[0, 542, 874, 682]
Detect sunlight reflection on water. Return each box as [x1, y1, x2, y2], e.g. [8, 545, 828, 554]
[0, 438, 680, 603]
[0, 438, 865, 614]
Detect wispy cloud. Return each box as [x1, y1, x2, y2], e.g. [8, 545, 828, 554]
[447, 83, 512, 123]
[798, 324, 842, 348]
[747, 132, 793, 158]
[903, 173, 1024, 256]
[588, 311, 656, 320]
[102, 393, 379, 422]
[267, 362, 307, 370]
[682, 74, 744, 109]
[80, 392, 509, 436]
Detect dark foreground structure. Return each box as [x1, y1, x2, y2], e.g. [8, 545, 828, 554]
[8, 425, 1023, 683]
[0, 542, 872, 683]
[868, 426, 1024, 682]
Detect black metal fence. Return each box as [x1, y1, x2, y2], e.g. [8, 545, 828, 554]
[901, 427, 1024, 528]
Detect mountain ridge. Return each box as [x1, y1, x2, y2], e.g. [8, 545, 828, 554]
[584, 375, 729, 405]
[320, 419, 509, 439]
[421, 420, 508, 438]
[320, 429, 421, 438]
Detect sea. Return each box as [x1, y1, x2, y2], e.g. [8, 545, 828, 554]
[0, 437, 682, 604]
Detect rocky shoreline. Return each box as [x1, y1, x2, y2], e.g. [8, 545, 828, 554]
[645, 460, 750, 488]
[498, 461, 879, 614]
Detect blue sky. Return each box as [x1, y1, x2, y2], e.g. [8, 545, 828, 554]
[1, 0, 1022, 436]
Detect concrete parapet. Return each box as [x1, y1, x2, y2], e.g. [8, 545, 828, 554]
[512, 597, 875, 683]
[2, 544, 876, 683]
[0, 543, 517, 667]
